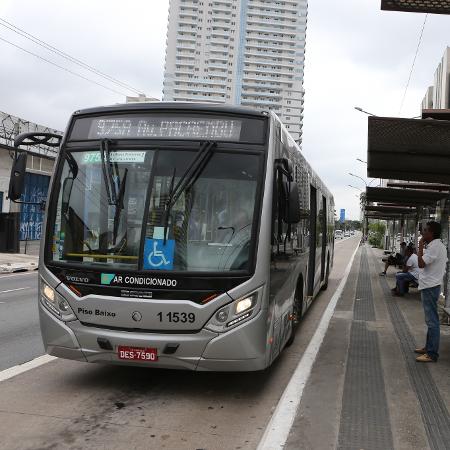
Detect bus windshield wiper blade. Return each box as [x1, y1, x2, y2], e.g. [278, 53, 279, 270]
[100, 139, 117, 206]
[113, 168, 128, 245]
[162, 141, 217, 244]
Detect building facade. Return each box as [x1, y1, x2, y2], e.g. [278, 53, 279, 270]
[0, 111, 61, 240]
[421, 47, 450, 110]
[163, 0, 307, 142]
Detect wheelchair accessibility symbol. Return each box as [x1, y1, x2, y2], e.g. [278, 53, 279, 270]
[143, 238, 175, 270]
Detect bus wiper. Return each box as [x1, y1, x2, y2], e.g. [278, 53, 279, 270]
[113, 168, 128, 245]
[162, 141, 217, 244]
[100, 139, 128, 245]
[100, 139, 117, 206]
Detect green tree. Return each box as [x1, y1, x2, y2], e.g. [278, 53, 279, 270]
[369, 222, 386, 248]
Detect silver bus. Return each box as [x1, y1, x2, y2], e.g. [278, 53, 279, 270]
[8, 103, 334, 371]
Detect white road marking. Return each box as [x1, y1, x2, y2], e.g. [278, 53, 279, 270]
[0, 287, 31, 294]
[0, 355, 57, 383]
[0, 272, 37, 279]
[257, 241, 360, 450]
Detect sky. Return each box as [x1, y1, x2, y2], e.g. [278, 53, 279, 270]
[1, 0, 449, 219]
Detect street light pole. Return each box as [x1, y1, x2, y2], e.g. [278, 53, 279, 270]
[348, 173, 369, 241]
[348, 172, 368, 187]
[354, 106, 377, 116]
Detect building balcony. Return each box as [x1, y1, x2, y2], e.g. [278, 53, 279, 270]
[244, 68, 294, 77]
[179, 11, 198, 18]
[245, 33, 298, 45]
[176, 34, 197, 42]
[247, 18, 298, 30]
[175, 86, 226, 94]
[245, 60, 295, 69]
[246, 7, 298, 19]
[242, 90, 282, 99]
[248, 1, 302, 13]
[246, 24, 297, 36]
[175, 61, 196, 68]
[242, 81, 286, 90]
[245, 41, 296, 53]
[177, 42, 197, 50]
[241, 98, 278, 106]
[174, 94, 226, 102]
[211, 30, 230, 37]
[210, 40, 230, 47]
[244, 50, 295, 62]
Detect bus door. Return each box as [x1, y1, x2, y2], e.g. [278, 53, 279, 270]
[307, 185, 317, 296]
[320, 195, 327, 281]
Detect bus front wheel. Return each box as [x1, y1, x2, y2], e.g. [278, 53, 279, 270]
[286, 283, 303, 347]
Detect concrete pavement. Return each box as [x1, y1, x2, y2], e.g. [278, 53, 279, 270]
[284, 245, 450, 450]
[0, 237, 360, 450]
[0, 240, 40, 273]
[0, 272, 43, 370]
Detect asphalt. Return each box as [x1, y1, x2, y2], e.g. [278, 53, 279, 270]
[0, 237, 360, 450]
[0, 272, 43, 370]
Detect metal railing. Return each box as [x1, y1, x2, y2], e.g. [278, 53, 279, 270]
[0, 111, 62, 158]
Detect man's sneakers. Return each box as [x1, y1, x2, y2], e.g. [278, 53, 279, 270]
[414, 347, 427, 355]
[379, 272, 386, 276]
[416, 354, 436, 363]
[414, 347, 437, 362]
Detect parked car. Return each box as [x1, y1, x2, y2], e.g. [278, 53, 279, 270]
[335, 230, 343, 239]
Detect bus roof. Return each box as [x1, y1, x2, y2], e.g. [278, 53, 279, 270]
[72, 102, 270, 118]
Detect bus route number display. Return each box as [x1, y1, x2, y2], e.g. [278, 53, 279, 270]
[88, 117, 242, 141]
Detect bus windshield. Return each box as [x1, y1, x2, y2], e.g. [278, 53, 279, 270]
[48, 146, 262, 273]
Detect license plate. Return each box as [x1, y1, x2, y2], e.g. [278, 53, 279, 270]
[117, 346, 158, 362]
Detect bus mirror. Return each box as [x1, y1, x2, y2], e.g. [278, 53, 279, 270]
[286, 182, 301, 224]
[8, 152, 27, 201]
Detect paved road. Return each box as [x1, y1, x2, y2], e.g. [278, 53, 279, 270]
[0, 272, 43, 371]
[0, 237, 359, 450]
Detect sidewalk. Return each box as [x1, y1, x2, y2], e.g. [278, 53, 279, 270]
[0, 241, 39, 273]
[285, 244, 450, 450]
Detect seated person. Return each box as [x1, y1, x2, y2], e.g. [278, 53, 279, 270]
[391, 246, 420, 296]
[380, 242, 407, 276]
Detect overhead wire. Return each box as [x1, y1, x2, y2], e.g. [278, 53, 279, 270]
[0, 16, 145, 95]
[398, 13, 428, 116]
[0, 35, 128, 96]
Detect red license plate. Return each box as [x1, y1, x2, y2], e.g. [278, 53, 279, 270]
[117, 346, 158, 362]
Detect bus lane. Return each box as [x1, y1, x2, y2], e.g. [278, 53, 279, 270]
[0, 236, 360, 450]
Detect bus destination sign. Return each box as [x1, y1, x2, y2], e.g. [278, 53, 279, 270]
[88, 117, 242, 141]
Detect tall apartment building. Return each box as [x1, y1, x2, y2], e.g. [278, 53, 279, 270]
[163, 0, 307, 142]
[421, 47, 450, 110]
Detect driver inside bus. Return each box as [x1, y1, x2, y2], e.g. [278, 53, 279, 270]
[217, 208, 251, 243]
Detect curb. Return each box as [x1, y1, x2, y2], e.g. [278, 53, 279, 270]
[0, 262, 39, 273]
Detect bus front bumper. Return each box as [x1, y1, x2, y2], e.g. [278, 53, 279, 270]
[39, 303, 267, 371]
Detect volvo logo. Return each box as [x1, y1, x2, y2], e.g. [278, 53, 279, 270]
[131, 311, 142, 322]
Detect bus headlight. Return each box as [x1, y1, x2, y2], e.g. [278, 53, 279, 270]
[40, 279, 76, 322]
[206, 292, 258, 333]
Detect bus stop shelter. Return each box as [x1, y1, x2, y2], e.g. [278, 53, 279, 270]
[366, 115, 450, 307]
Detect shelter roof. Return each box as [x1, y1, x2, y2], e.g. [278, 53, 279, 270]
[381, 1, 450, 14]
[367, 116, 450, 184]
[365, 186, 448, 207]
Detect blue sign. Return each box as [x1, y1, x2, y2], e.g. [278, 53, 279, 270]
[340, 209, 346, 223]
[101, 273, 116, 285]
[143, 238, 175, 271]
